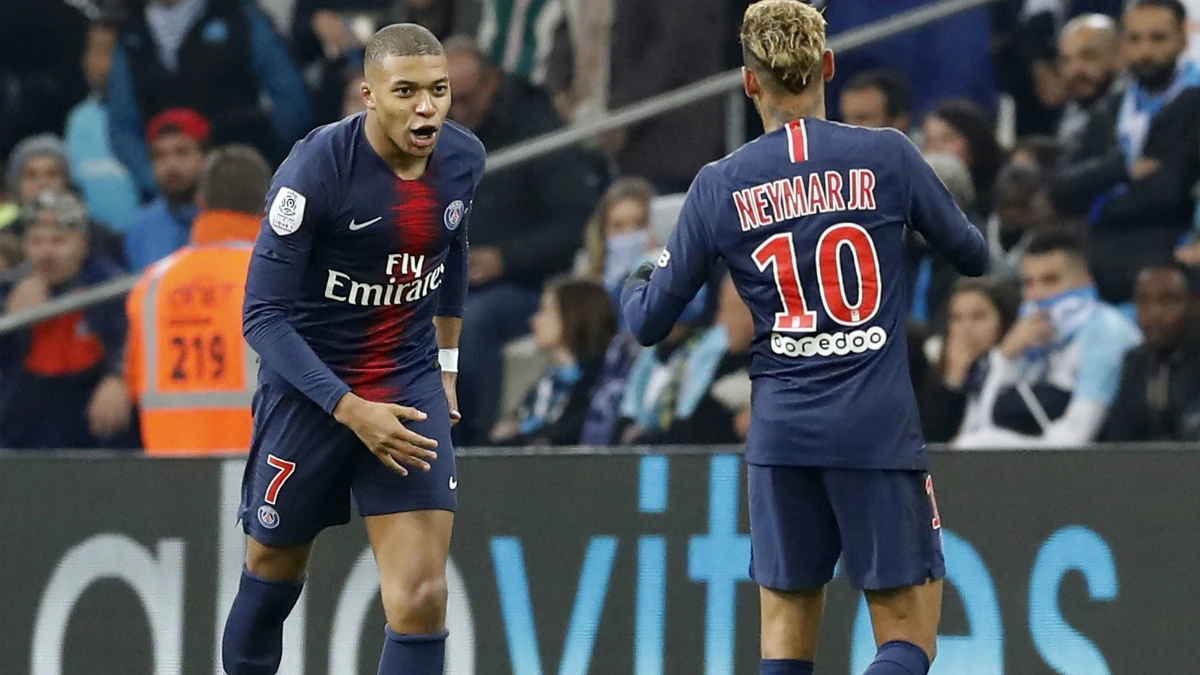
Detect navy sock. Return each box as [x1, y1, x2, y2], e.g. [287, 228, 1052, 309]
[221, 567, 304, 675]
[863, 640, 931, 675]
[377, 627, 448, 675]
[761, 658, 815, 674]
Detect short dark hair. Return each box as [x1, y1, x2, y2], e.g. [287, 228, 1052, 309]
[199, 145, 271, 215]
[547, 277, 618, 362]
[843, 69, 913, 119]
[1127, 0, 1188, 25]
[1025, 228, 1086, 260]
[365, 23, 444, 66]
[929, 99, 1004, 200]
[949, 276, 1021, 336]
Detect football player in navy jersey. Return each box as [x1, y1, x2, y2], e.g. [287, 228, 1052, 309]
[622, 2, 989, 674]
[221, 24, 486, 675]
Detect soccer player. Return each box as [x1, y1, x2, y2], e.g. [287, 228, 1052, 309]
[220, 24, 485, 675]
[621, 2, 989, 675]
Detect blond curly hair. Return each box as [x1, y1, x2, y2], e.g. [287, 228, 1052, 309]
[740, 0, 827, 95]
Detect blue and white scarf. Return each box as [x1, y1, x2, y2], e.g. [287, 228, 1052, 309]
[1019, 284, 1100, 364]
[1117, 59, 1200, 171]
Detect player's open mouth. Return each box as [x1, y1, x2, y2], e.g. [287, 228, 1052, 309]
[410, 125, 439, 148]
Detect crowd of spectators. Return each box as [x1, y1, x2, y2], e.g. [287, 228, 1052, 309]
[1, 0, 1199, 452]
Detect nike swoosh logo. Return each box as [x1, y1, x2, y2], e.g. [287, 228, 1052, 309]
[449, 476, 458, 490]
[348, 216, 383, 231]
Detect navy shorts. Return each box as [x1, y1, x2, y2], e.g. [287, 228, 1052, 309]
[238, 382, 457, 547]
[748, 465, 945, 592]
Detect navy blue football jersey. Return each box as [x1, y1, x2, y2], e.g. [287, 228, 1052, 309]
[623, 119, 988, 469]
[243, 113, 486, 414]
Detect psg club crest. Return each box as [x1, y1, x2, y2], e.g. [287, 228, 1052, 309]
[257, 505, 280, 529]
[444, 200, 465, 231]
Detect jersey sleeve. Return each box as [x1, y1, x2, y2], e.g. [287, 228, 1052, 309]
[242, 145, 353, 415]
[436, 146, 484, 318]
[621, 167, 720, 345]
[898, 132, 990, 277]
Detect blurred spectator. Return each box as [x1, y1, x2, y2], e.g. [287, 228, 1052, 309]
[303, 10, 366, 127]
[1104, 263, 1200, 441]
[1010, 134, 1063, 171]
[444, 35, 604, 444]
[109, 0, 312, 198]
[922, 99, 1005, 213]
[918, 277, 1020, 443]
[906, 152, 981, 327]
[123, 108, 208, 271]
[556, 0, 613, 125]
[838, 69, 914, 134]
[386, 0, 481, 40]
[608, 0, 727, 192]
[955, 229, 1141, 448]
[5, 134, 127, 266]
[576, 176, 658, 301]
[478, 0, 571, 97]
[126, 145, 270, 454]
[0, 191, 131, 449]
[0, 0, 92, 160]
[988, 162, 1057, 282]
[821, 0, 997, 122]
[64, 22, 141, 233]
[1055, 0, 1200, 305]
[990, 0, 1069, 136]
[617, 275, 751, 445]
[1055, 14, 1122, 149]
[577, 328, 642, 445]
[489, 278, 616, 446]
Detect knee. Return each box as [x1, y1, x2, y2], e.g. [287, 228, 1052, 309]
[244, 540, 309, 582]
[380, 572, 448, 633]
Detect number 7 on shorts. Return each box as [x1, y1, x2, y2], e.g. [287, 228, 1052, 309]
[265, 455, 296, 506]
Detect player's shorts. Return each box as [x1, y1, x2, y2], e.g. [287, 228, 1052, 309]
[748, 465, 945, 592]
[238, 381, 457, 547]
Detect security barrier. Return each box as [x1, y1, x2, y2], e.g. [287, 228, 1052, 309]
[2, 446, 1196, 674]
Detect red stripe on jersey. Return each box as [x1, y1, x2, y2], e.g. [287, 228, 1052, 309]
[350, 169, 442, 402]
[785, 120, 809, 163]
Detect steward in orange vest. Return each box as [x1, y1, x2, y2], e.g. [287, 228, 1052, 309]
[126, 146, 271, 454]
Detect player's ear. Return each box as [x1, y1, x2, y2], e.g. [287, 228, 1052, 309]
[743, 67, 760, 99]
[362, 81, 376, 111]
[821, 50, 835, 83]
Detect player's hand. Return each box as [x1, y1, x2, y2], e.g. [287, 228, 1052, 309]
[441, 371, 461, 426]
[333, 393, 439, 476]
[999, 312, 1054, 360]
[622, 261, 655, 296]
[5, 274, 51, 313]
[87, 374, 132, 439]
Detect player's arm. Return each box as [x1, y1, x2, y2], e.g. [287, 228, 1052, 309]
[242, 157, 353, 416]
[433, 221, 464, 423]
[898, 132, 990, 277]
[621, 170, 719, 346]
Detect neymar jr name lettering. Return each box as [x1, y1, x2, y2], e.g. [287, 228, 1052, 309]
[733, 168, 877, 232]
[324, 253, 444, 307]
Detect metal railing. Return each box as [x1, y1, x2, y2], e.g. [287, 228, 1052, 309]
[0, 0, 1003, 336]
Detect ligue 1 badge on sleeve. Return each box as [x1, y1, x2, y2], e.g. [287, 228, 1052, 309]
[269, 187, 306, 236]
[444, 200, 465, 230]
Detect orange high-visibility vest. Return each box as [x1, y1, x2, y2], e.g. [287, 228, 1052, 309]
[126, 242, 257, 455]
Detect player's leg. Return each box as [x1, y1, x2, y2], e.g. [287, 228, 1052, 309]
[222, 385, 357, 675]
[365, 510, 454, 674]
[863, 579, 943, 674]
[748, 464, 841, 674]
[824, 469, 946, 675]
[353, 384, 459, 674]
